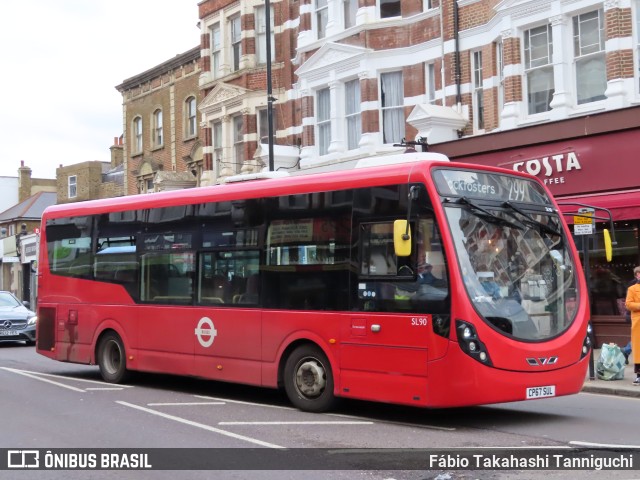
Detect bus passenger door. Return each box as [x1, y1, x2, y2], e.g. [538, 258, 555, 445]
[135, 249, 197, 375]
[339, 218, 450, 406]
[341, 305, 432, 407]
[192, 250, 262, 386]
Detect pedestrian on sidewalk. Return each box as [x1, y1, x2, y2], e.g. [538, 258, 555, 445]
[624, 266, 640, 385]
[621, 271, 639, 364]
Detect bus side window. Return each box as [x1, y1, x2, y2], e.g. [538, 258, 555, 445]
[198, 250, 260, 306]
[361, 223, 397, 276]
[235, 274, 259, 304]
[46, 220, 93, 279]
[142, 253, 194, 303]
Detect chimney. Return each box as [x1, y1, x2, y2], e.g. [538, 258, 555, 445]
[110, 134, 124, 168]
[18, 161, 32, 202]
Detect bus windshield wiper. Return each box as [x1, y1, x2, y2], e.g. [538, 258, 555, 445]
[502, 202, 561, 237]
[456, 197, 523, 230]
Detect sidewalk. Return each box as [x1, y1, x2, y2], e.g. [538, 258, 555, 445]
[581, 348, 640, 398]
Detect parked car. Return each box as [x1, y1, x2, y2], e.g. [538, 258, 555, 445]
[0, 291, 36, 345]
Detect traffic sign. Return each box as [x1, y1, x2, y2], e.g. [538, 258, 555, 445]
[574, 224, 593, 235]
[574, 207, 595, 225]
[573, 214, 593, 225]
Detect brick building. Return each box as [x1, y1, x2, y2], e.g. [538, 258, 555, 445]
[195, 0, 640, 176]
[0, 163, 57, 304]
[55, 136, 125, 204]
[116, 46, 203, 195]
[193, 0, 640, 343]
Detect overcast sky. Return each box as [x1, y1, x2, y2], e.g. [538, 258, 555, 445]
[0, 1, 200, 179]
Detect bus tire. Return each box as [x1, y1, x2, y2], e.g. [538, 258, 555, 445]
[97, 332, 129, 384]
[284, 344, 336, 413]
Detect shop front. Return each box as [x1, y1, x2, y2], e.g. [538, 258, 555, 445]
[432, 105, 640, 346]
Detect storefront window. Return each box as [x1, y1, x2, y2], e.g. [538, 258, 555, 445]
[573, 221, 640, 316]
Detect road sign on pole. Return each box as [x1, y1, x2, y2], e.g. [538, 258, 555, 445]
[574, 207, 595, 235]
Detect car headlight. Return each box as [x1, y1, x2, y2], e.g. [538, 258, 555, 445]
[27, 316, 37, 326]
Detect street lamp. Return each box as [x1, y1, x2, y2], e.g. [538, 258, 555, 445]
[265, 0, 275, 171]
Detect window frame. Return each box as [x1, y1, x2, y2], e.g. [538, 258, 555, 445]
[573, 9, 606, 105]
[213, 121, 223, 177]
[68, 175, 77, 199]
[380, 0, 401, 19]
[132, 116, 143, 154]
[380, 71, 405, 144]
[344, 79, 361, 151]
[258, 108, 269, 143]
[255, 5, 274, 65]
[524, 24, 555, 115]
[233, 115, 244, 173]
[472, 50, 485, 132]
[153, 109, 163, 148]
[315, 0, 329, 39]
[344, 0, 358, 28]
[496, 40, 504, 121]
[316, 87, 331, 156]
[230, 15, 242, 72]
[186, 97, 197, 138]
[210, 22, 221, 79]
[426, 62, 437, 105]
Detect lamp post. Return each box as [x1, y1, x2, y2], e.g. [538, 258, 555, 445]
[265, 0, 275, 171]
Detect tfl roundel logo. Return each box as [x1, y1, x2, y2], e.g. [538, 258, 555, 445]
[195, 317, 218, 348]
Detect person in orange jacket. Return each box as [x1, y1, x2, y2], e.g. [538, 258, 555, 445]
[625, 266, 640, 385]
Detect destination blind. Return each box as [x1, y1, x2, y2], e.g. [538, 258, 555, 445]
[432, 168, 552, 205]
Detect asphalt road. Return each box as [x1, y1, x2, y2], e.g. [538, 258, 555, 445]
[1, 341, 639, 480]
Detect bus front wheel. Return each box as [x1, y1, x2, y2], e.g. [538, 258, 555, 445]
[284, 345, 336, 412]
[97, 332, 129, 384]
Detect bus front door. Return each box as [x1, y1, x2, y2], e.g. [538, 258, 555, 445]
[339, 311, 431, 406]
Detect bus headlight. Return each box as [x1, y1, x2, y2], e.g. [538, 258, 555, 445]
[581, 322, 593, 359]
[456, 320, 493, 366]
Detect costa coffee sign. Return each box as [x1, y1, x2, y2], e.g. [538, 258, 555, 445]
[511, 151, 582, 186]
[452, 129, 639, 196]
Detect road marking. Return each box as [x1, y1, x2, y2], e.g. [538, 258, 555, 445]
[570, 440, 640, 449]
[147, 402, 226, 406]
[0, 367, 131, 392]
[195, 395, 453, 430]
[116, 401, 285, 449]
[86, 387, 126, 391]
[218, 421, 373, 425]
[2, 367, 86, 392]
[194, 395, 296, 410]
[326, 412, 456, 432]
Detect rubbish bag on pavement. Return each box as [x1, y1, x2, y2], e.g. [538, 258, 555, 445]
[596, 343, 626, 380]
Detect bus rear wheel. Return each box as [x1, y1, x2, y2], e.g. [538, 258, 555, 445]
[284, 345, 336, 412]
[97, 332, 129, 384]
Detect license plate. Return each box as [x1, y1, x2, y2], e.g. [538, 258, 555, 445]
[0, 330, 16, 336]
[526, 385, 556, 399]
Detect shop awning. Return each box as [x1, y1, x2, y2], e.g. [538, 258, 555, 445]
[557, 190, 640, 223]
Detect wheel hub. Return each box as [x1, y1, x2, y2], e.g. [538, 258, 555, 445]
[295, 360, 326, 398]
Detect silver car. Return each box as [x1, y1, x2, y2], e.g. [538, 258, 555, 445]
[0, 291, 37, 345]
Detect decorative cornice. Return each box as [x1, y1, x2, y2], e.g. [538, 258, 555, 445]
[199, 83, 252, 114]
[116, 46, 200, 92]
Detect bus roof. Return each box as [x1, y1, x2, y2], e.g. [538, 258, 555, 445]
[40, 153, 535, 219]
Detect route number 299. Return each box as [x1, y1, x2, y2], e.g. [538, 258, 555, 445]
[411, 317, 428, 326]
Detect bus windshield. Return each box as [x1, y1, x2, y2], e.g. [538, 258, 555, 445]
[434, 169, 578, 341]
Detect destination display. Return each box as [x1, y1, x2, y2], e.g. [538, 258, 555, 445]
[432, 169, 552, 205]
